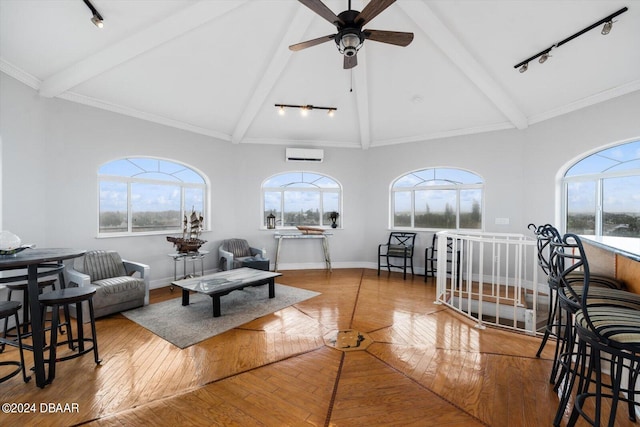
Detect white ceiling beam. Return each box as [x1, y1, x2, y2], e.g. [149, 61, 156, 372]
[353, 50, 371, 150]
[230, 5, 316, 144]
[39, 1, 248, 98]
[398, 1, 528, 130]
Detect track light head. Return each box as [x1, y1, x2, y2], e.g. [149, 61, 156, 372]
[519, 63, 528, 73]
[601, 20, 613, 35]
[538, 53, 550, 64]
[91, 13, 104, 28]
[84, 0, 104, 29]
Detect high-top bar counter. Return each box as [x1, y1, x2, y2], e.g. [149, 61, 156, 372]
[581, 235, 640, 294]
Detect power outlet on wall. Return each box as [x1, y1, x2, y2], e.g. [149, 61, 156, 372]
[495, 217, 510, 225]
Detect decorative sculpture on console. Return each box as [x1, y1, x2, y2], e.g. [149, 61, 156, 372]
[166, 208, 207, 253]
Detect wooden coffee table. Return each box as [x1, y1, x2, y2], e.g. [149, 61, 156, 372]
[171, 267, 282, 317]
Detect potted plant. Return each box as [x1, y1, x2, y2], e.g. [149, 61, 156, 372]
[328, 211, 339, 228]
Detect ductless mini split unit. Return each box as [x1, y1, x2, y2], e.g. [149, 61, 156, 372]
[285, 148, 324, 162]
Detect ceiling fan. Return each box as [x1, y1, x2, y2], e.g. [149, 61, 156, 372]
[289, 0, 414, 69]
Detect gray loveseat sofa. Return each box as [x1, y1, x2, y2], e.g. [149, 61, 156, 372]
[66, 250, 150, 321]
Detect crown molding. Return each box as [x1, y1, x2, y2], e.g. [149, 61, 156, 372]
[0, 59, 41, 90]
[528, 79, 640, 125]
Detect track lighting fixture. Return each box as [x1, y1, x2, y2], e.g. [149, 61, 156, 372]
[275, 104, 337, 116]
[83, 0, 104, 29]
[514, 6, 627, 73]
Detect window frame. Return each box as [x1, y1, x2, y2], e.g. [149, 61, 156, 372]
[390, 167, 484, 231]
[563, 139, 640, 238]
[97, 157, 208, 237]
[261, 171, 342, 229]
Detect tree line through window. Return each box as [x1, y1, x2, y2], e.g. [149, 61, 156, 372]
[392, 168, 483, 230]
[98, 158, 205, 235]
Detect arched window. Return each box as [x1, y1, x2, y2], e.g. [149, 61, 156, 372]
[98, 157, 207, 235]
[391, 168, 483, 230]
[262, 172, 342, 228]
[564, 139, 640, 237]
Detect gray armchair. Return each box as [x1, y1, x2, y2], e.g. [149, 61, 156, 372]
[66, 250, 149, 321]
[218, 239, 263, 271]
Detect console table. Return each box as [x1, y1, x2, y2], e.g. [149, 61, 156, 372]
[273, 232, 332, 272]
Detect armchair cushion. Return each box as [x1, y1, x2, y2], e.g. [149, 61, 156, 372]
[219, 239, 262, 270]
[224, 239, 252, 258]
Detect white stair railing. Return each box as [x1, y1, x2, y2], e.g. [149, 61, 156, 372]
[435, 230, 543, 334]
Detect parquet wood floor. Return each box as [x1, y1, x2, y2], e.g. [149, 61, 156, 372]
[0, 268, 635, 426]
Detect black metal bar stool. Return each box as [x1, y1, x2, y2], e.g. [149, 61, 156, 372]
[528, 224, 625, 389]
[2, 262, 66, 341]
[0, 301, 31, 383]
[39, 286, 101, 384]
[552, 233, 640, 426]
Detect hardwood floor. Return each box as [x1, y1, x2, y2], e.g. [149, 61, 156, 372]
[0, 268, 635, 426]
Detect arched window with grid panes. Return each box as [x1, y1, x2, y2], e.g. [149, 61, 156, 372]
[262, 171, 342, 229]
[391, 167, 483, 230]
[98, 157, 207, 236]
[564, 139, 640, 238]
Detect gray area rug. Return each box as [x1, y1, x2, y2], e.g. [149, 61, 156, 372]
[122, 284, 320, 348]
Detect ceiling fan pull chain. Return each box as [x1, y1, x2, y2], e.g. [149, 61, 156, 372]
[350, 69, 353, 93]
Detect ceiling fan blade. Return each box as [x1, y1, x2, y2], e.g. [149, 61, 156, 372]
[355, 0, 396, 26]
[298, 0, 344, 26]
[344, 54, 357, 69]
[289, 34, 336, 51]
[364, 29, 413, 47]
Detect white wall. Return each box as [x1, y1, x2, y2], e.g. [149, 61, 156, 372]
[2, 72, 640, 288]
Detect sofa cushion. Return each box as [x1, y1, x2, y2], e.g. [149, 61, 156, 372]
[92, 276, 146, 310]
[93, 276, 145, 294]
[83, 250, 127, 281]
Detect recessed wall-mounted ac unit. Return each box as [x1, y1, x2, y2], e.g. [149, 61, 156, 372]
[285, 148, 324, 163]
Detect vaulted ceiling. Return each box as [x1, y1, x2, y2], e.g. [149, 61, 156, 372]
[1, 0, 639, 150]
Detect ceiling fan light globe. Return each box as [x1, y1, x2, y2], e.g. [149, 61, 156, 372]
[338, 32, 362, 56]
[344, 47, 357, 57]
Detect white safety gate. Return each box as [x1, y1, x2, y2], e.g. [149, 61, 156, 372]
[435, 230, 545, 334]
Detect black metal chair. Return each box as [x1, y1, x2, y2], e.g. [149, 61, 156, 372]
[0, 301, 30, 383]
[39, 287, 101, 384]
[528, 224, 624, 389]
[424, 233, 461, 284]
[378, 232, 416, 280]
[552, 233, 640, 426]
